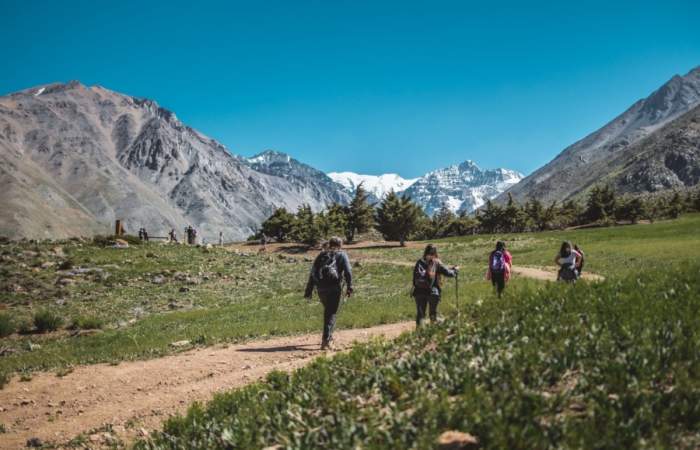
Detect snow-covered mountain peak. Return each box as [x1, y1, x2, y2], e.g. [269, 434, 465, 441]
[402, 162, 524, 215]
[327, 172, 419, 200]
[247, 149, 292, 165]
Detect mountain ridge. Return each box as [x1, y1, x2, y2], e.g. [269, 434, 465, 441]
[0, 82, 349, 240]
[498, 65, 700, 204]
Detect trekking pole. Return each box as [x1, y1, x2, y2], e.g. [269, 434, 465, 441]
[455, 271, 460, 325]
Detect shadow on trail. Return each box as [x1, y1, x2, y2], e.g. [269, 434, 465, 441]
[237, 344, 319, 353]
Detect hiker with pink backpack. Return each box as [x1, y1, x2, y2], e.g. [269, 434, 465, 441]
[487, 241, 512, 298]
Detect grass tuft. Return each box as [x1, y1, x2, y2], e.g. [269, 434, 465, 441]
[33, 309, 64, 333]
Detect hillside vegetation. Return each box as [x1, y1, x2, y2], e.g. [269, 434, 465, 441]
[138, 262, 700, 449]
[1, 215, 699, 381]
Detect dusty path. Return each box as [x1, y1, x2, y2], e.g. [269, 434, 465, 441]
[0, 322, 413, 449]
[511, 266, 605, 282]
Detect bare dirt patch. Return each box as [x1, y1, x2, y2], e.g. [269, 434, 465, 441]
[0, 322, 413, 449]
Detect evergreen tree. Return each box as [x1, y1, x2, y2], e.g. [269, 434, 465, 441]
[432, 203, 457, 237]
[616, 196, 646, 224]
[557, 200, 583, 228]
[374, 191, 422, 246]
[585, 185, 616, 223]
[478, 200, 504, 234]
[453, 211, 479, 236]
[344, 183, 374, 243]
[525, 198, 545, 231]
[667, 191, 684, 219]
[260, 207, 296, 242]
[292, 204, 321, 246]
[317, 203, 347, 239]
[503, 193, 528, 232]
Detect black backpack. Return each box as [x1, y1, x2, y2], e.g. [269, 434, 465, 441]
[558, 266, 578, 282]
[413, 260, 434, 290]
[313, 251, 340, 288]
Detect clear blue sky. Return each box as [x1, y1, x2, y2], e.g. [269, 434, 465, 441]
[3, 0, 699, 178]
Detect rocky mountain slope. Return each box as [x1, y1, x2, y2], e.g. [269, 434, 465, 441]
[327, 172, 418, 202]
[0, 82, 348, 241]
[246, 150, 350, 205]
[602, 103, 700, 193]
[401, 161, 523, 215]
[500, 66, 700, 203]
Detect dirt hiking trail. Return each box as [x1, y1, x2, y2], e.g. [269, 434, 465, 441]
[0, 322, 413, 449]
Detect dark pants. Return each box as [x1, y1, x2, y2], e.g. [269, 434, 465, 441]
[491, 271, 506, 297]
[414, 293, 440, 326]
[319, 288, 341, 344]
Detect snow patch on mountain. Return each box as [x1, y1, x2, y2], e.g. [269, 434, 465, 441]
[401, 161, 524, 215]
[328, 172, 419, 199]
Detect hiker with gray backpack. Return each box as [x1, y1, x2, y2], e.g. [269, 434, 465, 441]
[487, 240, 512, 298]
[411, 244, 459, 328]
[304, 237, 353, 350]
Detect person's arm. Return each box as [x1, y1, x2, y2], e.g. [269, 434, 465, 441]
[437, 262, 458, 278]
[304, 255, 321, 298]
[554, 254, 561, 266]
[340, 252, 353, 295]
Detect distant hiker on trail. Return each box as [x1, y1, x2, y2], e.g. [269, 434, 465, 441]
[185, 225, 197, 245]
[168, 228, 178, 243]
[555, 241, 582, 283]
[138, 228, 144, 241]
[304, 236, 353, 350]
[411, 244, 458, 327]
[487, 240, 512, 298]
[219, 231, 224, 246]
[143, 228, 149, 242]
[260, 233, 268, 251]
[574, 244, 585, 276]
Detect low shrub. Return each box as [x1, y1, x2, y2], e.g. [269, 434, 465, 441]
[33, 309, 64, 333]
[0, 313, 15, 337]
[70, 315, 105, 330]
[16, 320, 32, 335]
[58, 259, 74, 270]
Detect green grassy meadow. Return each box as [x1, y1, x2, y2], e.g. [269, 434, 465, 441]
[1, 214, 699, 382]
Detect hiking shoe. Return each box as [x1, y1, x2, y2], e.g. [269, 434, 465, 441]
[322, 338, 335, 351]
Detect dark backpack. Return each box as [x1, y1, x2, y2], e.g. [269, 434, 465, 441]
[558, 266, 578, 282]
[313, 251, 340, 288]
[413, 260, 434, 290]
[491, 251, 507, 273]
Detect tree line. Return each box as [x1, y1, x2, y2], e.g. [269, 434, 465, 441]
[253, 184, 700, 246]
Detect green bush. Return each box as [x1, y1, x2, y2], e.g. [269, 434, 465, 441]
[70, 315, 105, 330]
[33, 309, 64, 333]
[16, 320, 32, 334]
[0, 313, 15, 337]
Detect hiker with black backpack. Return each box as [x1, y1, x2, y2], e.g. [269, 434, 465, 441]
[487, 240, 512, 298]
[304, 237, 353, 350]
[555, 241, 582, 283]
[412, 244, 459, 328]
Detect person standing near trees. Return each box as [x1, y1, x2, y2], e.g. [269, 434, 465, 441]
[411, 244, 458, 327]
[487, 240, 512, 298]
[304, 237, 353, 350]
